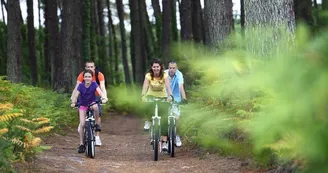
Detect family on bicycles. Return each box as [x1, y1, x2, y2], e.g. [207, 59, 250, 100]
[70, 61, 108, 153]
[70, 59, 187, 157]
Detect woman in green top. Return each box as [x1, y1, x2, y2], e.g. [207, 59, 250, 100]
[141, 58, 173, 151]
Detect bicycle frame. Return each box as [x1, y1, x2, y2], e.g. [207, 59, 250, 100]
[145, 97, 168, 161]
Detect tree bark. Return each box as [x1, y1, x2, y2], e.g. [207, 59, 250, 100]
[27, 0, 38, 86]
[106, 0, 114, 85]
[45, 0, 61, 89]
[171, 0, 178, 41]
[192, 0, 204, 43]
[240, 0, 245, 34]
[90, 0, 99, 61]
[181, 0, 193, 41]
[57, 0, 79, 93]
[97, 0, 109, 84]
[204, 0, 233, 49]
[116, 0, 131, 84]
[162, 0, 171, 62]
[245, 0, 296, 58]
[294, 0, 313, 27]
[7, 0, 22, 83]
[323, 0, 328, 10]
[82, 0, 91, 61]
[151, 0, 162, 55]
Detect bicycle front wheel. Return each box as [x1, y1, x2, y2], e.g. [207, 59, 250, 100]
[153, 125, 159, 161]
[85, 121, 95, 158]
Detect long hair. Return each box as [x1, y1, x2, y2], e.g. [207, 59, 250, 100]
[147, 58, 165, 80]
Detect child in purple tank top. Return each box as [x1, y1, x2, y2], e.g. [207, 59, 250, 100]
[70, 69, 108, 153]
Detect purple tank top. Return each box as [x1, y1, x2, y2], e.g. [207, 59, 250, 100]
[77, 82, 98, 106]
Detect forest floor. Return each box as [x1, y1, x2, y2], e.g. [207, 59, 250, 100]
[15, 112, 260, 173]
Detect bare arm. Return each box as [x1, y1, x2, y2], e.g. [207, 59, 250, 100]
[141, 77, 150, 96]
[179, 84, 186, 100]
[99, 81, 108, 99]
[71, 90, 80, 105]
[71, 81, 82, 100]
[165, 77, 173, 97]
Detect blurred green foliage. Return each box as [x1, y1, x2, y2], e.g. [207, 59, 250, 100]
[109, 24, 328, 172]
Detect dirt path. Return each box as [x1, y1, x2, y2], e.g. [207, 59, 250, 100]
[23, 112, 253, 173]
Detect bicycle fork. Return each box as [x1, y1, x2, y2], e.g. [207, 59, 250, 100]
[151, 103, 161, 152]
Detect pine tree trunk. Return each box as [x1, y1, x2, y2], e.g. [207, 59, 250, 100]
[90, 0, 98, 62]
[171, 0, 178, 42]
[140, 0, 155, 62]
[27, 0, 38, 86]
[46, 0, 61, 89]
[323, 0, 328, 10]
[181, 0, 193, 41]
[245, 0, 296, 58]
[82, 0, 91, 61]
[44, 0, 50, 84]
[240, 0, 245, 34]
[204, 0, 233, 49]
[116, 0, 131, 84]
[72, 0, 83, 80]
[7, 0, 22, 83]
[57, 0, 79, 93]
[106, 0, 114, 85]
[192, 0, 204, 43]
[162, 0, 171, 62]
[151, 0, 162, 55]
[97, 0, 108, 85]
[294, 0, 313, 27]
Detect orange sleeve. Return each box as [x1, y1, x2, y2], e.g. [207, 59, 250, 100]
[77, 72, 84, 82]
[98, 72, 105, 82]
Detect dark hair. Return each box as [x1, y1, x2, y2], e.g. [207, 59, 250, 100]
[168, 60, 177, 66]
[85, 61, 95, 66]
[147, 58, 165, 80]
[83, 69, 94, 77]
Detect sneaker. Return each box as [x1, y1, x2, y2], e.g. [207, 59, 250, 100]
[175, 135, 182, 147]
[95, 124, 101, 132]
[77, 144, 85, 153]
[143, 121, 151, 131]
[95, 136, 102, 146]
[162, 142, 168, 152]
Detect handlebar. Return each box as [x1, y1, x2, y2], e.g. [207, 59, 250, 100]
[143, 95, 174, 103]
[72, 99, 105, 108]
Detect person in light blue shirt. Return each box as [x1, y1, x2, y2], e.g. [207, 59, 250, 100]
[164, 60, 187, 103]
[164, 60, 187, 147]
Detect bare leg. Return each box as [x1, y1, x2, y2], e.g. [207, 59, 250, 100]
[79, 110, 86, 145]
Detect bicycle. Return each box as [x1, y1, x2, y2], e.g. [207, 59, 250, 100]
[145, 96, 173, 161]
[74, 100, 103, 158]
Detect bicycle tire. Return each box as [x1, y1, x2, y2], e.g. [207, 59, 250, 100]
[153, 125, 159, 161]
[85, 121, 95, 158]
[169, 119, 175, 157]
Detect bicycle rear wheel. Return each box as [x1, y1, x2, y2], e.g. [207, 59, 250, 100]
[168, 119, 175, 157]
[85, 121, 95, 158]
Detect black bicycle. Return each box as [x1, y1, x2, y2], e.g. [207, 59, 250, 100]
[74, 100, 102, 158]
